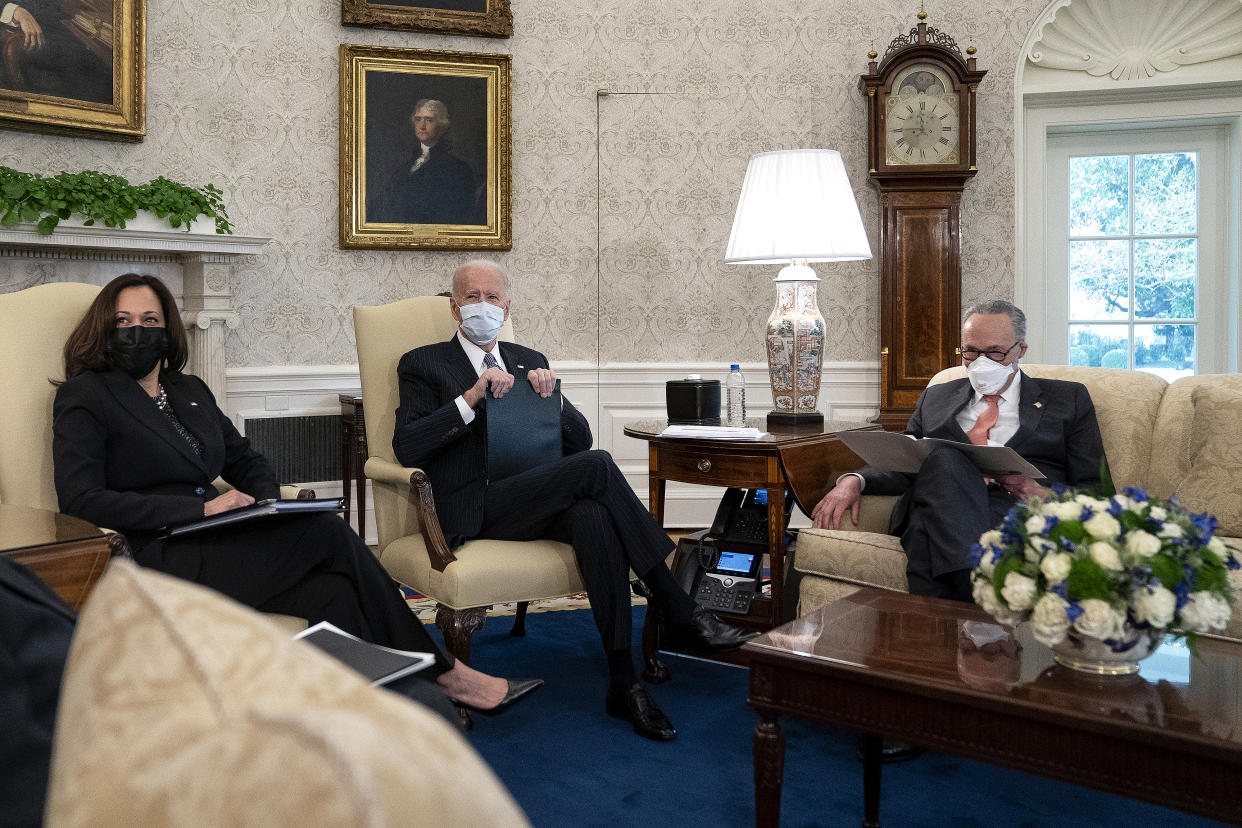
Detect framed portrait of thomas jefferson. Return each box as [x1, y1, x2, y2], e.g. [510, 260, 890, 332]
[340, 45, 511, 251]
[0, 0, 144, 140]
[342, 0, 512, 39]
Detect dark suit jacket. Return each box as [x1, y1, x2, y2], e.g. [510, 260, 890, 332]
[393, 337, 593, 547]
[861, 373, 1106, 530]
[0, 557, 75, 828]
[372, 142, 478, 225]
[52, 369, 280, 551]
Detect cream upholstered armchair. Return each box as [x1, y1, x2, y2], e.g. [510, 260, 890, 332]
[353, 296, 585, 662]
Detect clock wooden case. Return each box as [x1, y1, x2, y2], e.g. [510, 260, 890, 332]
[860, 13, 986, 430]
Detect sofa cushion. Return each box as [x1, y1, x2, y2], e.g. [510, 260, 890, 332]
[1150, 374, 1242, 500]
[1172, 386, 1242, 538]
[794, 528, 908, 592]
[45, 559, 528, 828]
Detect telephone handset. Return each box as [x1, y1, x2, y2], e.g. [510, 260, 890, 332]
[708, 487, 792, 547]
[691, 488, 793, 614]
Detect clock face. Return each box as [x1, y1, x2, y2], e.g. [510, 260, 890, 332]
[884, 63, 960, 166]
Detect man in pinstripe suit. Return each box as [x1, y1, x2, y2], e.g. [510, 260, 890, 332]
[393, 259, 757, 741]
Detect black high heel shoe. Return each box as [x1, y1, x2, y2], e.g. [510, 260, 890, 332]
[451, 678, 544, 717]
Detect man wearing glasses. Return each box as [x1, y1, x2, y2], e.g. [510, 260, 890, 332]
[811, 300, 1105, 601]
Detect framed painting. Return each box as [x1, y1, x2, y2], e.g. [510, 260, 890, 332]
[342, 0, 512, 39]
[0, 0, 144, 140]
[339, 45, 511, 251]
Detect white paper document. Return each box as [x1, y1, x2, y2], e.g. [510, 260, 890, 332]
[658, 425, 767, 441]
[836, 430, 1044, 478]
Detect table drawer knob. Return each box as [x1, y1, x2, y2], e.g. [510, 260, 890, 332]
[697, 458, 712, 472]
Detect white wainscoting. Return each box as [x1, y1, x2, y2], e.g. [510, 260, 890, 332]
[225, 361, 882, 544]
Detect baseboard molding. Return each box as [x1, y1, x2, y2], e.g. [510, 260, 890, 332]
[225, 361, 881, 528]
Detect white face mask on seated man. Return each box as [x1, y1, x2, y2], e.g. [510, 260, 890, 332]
[457, 300, 506, 345]
[966, 354, 1017, 396]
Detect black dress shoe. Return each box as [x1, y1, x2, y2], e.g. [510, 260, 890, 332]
[452, 678, 544, 717]
[606, 683, 677, 741]
[669, 606, 760, 651]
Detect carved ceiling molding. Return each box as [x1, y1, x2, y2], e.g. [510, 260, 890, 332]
[1027, 0, 1242, 81]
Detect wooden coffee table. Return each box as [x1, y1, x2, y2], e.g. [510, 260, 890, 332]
[746, 588, 1242, 827]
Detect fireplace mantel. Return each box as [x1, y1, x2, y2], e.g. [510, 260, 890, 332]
[0, 217, 271, 400]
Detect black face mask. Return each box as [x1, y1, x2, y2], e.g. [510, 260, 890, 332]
[106, 326, 168, 379]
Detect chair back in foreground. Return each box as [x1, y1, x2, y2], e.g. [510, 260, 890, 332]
[353, 296, 583, 661]
[0, 282, 101, 511]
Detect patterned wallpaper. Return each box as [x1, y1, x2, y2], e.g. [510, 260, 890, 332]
[0, 0, 1043, 368]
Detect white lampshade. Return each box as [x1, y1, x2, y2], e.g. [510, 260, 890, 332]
[724, 149, 872, 265]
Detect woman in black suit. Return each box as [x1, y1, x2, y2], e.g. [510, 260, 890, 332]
[52, 273, 538, 715]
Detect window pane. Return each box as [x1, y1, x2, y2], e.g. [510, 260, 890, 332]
[1135, 152, 1197, 235]
[1068, 324, 1129, 368]
[1134, 324, 1195, 380]
[1069, 240, 1129, 319]
[1069, 155, 1129, 236]
[1134, 238, 1196, 319]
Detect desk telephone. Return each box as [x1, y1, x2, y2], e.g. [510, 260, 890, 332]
[690, 488, 793, 614]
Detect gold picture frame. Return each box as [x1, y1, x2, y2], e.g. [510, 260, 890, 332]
[339, 45, 511, 251]
[342, 0, 512, 39]
[0, 0, 144, 141]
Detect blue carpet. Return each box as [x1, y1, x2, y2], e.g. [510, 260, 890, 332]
[427, 607, 1227, 828]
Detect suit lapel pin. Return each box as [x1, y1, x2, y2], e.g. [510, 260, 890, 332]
[1033, 401, 1042, 408]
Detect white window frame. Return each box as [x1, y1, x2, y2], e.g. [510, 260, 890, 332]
[1044, 125, 1225, 373]
[1018, 88, 1242, 373]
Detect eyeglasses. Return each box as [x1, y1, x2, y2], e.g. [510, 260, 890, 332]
[961, 342, 1020, 362]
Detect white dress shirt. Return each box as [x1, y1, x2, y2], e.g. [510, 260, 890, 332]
[453, 331, 506, 425]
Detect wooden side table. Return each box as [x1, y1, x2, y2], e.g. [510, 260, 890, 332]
[622, 418, 875, 679]
[0, 504, 122, 610]
[339, 393, 367, 536]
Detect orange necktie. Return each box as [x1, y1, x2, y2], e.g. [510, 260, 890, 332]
[967, 394, 1001, 446]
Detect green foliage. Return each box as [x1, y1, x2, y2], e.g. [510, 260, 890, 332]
[1147, 554, 1184, 588]
[1065, 556, 1111, 600]
[1100, 348, 1128, 369]
[0, 166, 233, 235]
[1194, 551, 1229, 594]
[1048, 520, 1086, 546]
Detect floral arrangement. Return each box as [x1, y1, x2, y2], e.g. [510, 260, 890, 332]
[970, 487, 1240, 650]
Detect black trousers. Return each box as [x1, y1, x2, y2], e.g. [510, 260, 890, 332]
[136, 513, 452, 675]
[475, 450, 674, 651]
[893, 447, 1016, 602]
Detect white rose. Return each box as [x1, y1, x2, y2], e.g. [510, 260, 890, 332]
[1074, 493, 1096, 505]
[1110, 495, 1134, 511]
[1180, 592, 1232, 633]
[1157, 523, 1183, 539]
[1026, 515, 1050, 535]
[1207, 536, 1227, 555]
[1052, 501, 1085, 522]
[1149, 506, 1168, 521]
[1031, 593, 1071, 646]
[979, 529, 1002, 549]
[973, 578, 1022, 625]
[1040, 552, 1073, 584]
[1001, 571, 1038, 611]
[1084, 512, 1122, 540]
[1088, 541, 1123, 571]
[1125, 530, 1162, 559]
[1073, 598, 1123, 640]
[1132, 585, 1176, 628]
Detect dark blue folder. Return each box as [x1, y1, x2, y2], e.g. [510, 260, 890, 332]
[486, 379, 564, 481]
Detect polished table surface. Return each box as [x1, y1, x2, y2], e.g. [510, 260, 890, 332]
[746, 588, 1242, 826]
[0, 503, 116, 610]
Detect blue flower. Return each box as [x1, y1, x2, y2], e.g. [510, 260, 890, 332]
[969, 543, 985, 567]
[1228, 555, 1241, 571]
[1066, 601, 1084, 622]
[1050, 582, 1069, 599]
[1051, 482, 1068, 496]
[1123, 486, 1149, 502]
[1174, 582, 1190, 609]
[1107, 498, 1124, 516]
[1079, 505, 1094, 522]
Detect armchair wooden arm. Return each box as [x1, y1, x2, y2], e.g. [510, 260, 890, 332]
[363, 457, 458, 572]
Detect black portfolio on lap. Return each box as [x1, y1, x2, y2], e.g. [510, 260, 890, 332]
[486, 379, 563, 480]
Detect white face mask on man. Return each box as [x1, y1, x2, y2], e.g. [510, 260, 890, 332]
[457, 300, 506, 345]
[966, 354, 1016, 396]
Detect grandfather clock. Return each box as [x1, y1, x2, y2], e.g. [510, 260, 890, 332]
[859, 9, 986, 430]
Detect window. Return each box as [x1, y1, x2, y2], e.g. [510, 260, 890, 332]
[1043, 125, 1228, 377]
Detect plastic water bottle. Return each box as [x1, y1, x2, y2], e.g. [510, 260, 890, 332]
[726, 364, 746, 426]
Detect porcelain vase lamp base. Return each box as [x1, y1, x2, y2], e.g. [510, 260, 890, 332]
[765, 267, 826, 430]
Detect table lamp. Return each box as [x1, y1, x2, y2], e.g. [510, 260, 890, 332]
[725, 149, 872, 427]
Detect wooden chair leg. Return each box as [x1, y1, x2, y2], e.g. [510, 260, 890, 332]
[435, 604, 487, 664]
[510, 601, 529, 637]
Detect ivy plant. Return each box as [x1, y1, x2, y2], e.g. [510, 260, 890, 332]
[0, 166, 234, 235]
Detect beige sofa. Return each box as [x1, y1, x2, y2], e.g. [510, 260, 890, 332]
[45, 559, 528, 827]
[795, 365, 1242, 640]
